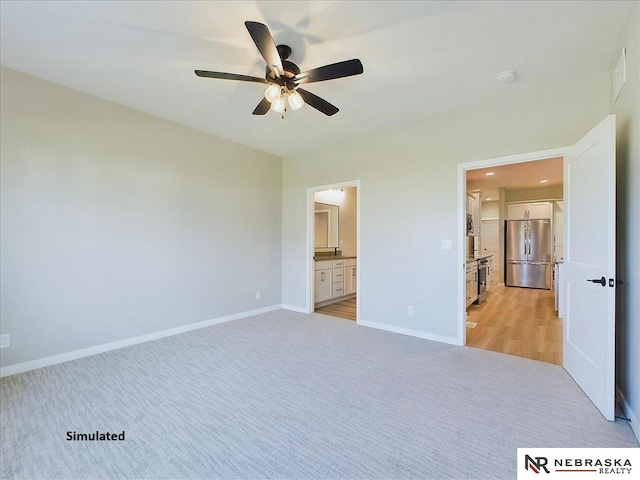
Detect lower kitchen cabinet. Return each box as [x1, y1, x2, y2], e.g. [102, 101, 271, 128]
[466, 261, 478, 308]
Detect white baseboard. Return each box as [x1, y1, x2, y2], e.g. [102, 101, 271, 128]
[357, 319, 461, 346]
[280, 304, 309, 313]
[0, 304, 282, 378]
[617, 386, 640, 443]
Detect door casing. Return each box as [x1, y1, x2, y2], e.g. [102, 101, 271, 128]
[306, 180, 361, 318]
[457, 147, 568, 346]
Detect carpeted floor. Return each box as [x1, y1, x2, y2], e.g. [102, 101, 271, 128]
[1, 309, 637, 479]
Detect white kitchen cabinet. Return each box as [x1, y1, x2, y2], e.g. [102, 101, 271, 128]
[528, 202, 552, 219]
[553, 200, 564, 262]
[314, 260, 333, 303]
[506, 201, 551, 220]
[506, 203, 528, 220]
[466, 191, 481, 237]
[466, 261, 478, 308]
[344, 258, 357, 295]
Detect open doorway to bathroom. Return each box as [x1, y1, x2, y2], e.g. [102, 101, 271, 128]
[309, 183, 359, 322]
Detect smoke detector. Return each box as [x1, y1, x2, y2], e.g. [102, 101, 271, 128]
[497, 71, 516, 83]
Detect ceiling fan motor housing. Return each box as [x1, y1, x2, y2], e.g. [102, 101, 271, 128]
[276, 44, 292, 60]
[266, 45, 300, 83]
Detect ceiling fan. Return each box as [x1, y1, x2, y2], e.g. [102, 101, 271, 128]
[195, 21, 364, 117]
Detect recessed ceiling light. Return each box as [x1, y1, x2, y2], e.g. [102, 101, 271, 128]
[539, 179, 549, 183]
[486, 197, 493, 201]
[485, 172, 495, 176]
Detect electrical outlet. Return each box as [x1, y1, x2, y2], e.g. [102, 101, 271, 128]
[255, 291, 261, 299]
[407, 306, 414, 316]
[0, 334, 10, 349]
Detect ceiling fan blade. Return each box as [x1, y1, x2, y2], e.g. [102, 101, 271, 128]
[252, 97, 271, 115]
[244, 21, 284, 77]
[297, 88, 339, 116]
[195, 70, 267, 83]
[294, 59, 363, 85]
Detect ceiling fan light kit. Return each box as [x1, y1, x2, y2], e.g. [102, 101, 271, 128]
[264, 84, 281, 103]
[287, 90, 304, 110]
[271, 94, 287, 114]
[195, 21, 364, 118]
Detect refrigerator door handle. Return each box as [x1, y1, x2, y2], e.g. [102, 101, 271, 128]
[528, 262, 548, 265]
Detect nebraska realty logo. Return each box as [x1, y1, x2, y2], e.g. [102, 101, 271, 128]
[517, 449, 639, 478]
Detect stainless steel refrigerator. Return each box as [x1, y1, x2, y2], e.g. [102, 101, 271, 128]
[506, 219, 552, 289]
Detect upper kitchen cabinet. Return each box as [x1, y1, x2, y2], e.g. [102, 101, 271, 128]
[466, 190, 481, 236]
[506, 201, 551, 220]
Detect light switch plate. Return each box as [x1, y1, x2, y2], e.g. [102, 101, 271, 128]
[441, 240, 452, 250]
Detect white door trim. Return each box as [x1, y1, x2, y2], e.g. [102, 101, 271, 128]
[457, 147, 568, 345]
[306, 180, 361, 318]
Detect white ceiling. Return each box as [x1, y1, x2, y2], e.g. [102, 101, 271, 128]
[1, 1, 634, 157]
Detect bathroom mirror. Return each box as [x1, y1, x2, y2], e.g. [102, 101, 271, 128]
[315, 202, 339, 248]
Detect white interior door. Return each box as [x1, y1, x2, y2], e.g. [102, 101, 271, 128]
[564, 114, 616, 421]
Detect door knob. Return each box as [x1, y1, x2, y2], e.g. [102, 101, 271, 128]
[587, 277, 606, 286]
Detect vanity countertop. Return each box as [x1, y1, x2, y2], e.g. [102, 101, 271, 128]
[466, 254, 493, 262]
[314, 255, 357, 261]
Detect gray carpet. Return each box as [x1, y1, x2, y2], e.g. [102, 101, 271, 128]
[1, 309, 637, 479]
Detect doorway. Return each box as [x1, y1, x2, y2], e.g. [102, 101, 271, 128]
[458, 116, 617, 421]
[306, 181, 360, 322]
[458, 150, 565, 365]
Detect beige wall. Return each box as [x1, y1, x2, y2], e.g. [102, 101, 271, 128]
[282, 71, 610, 341]
[339, 187, 357, 257]
[0, 67, 283, 368]
[505, 185, 563, 202]
[610, 1, 640, 441]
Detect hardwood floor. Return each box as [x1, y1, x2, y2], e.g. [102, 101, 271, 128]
[466, 280, 562, 365]
[315, 284, 561, 365]
[315, 297, 356, 321]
